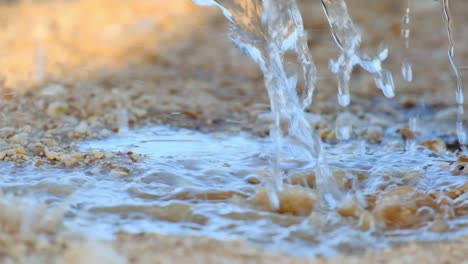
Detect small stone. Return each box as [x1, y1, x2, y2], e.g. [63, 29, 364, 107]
[252, 185, 316, 216]
[35, 160, 43, 167]
[63, 155, 79, 167]
[244, 175, 261, 184]
[46, 101, 69, 118]
[42, 139, 58, 147]
[429, 216, 450, 233]
[93, 152, 105, 160]
[457, 155, 468, 163]
[449, 162, 466, 176]
[71, 152, 86, 159]
[15, 147, 27, 156]
[373, 186, 437, 229]
[363, 126, 383, 141]
[398, 127, 415, 140]
[338, 195, 361, 218]
[130, 153, 139, 162]
[400, 97, 417, 108]
[110, 169, 129, 177]
[90, 167, 101, 174]
[358, 211, 373, 231]
[133, 108, 147, 118]
[75, 121, 89, 135]
[29, 143, 45, 157]
[288, 171, 315, 188]
[0, 127, 15, 138]
[10, 133, 28, 145]
[320, 129, 336, 141]
[40, 83, 66, 97]
[420, 139, 446, 152]
[45, 150, 61, 161]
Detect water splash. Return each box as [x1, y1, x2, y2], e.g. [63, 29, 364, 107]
[192, 0, 342, 209]
[401, 0, 413, 82]
[321, 0, 395, 106]
[442, 0, 466, 149]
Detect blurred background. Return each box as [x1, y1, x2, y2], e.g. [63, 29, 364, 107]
[0, 0, 466, 135]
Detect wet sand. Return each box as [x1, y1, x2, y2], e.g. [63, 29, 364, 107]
[0, 0, 467, 263]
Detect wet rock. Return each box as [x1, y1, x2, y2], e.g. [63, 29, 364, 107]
[420, 139, 446, 152]
[429, 216, 450, 233]
[252, 185, 316, 216]
[398, 127, 415, 140]
[363, 125, 383, 141]
[46, 101, 69, 118]
[373, 186, 437, 229]
[357, 211, 374, 231]
[288, 171, 315, 188]
[338, 195, 361, 218]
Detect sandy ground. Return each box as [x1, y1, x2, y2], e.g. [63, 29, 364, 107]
[0, 0, 467, 263]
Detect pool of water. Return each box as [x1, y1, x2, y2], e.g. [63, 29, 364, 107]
[0, 124, 467, 257]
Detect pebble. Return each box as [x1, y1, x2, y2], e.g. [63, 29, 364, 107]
[420, 139, 446, 152]
[110, 168, 129, 177]
[373, 186, 437, 229]
[46, 101, 70, 118]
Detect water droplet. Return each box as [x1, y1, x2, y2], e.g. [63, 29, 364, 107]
[402, 60, 413, 82]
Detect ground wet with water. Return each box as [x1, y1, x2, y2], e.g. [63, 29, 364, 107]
[1, 102, 466, 257]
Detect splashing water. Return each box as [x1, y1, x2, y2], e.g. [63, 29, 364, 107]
[320, 0, 395, 106]
[442, 0, 466, 150]
[401, 0, 413, 82]
[192, 0, 343, 209]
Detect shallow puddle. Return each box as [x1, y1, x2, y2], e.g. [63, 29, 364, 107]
[0, 125, 467, 257]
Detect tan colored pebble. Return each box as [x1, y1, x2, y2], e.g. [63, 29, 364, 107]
[373, 186, 437, 229]
[45, 150, 61, 161]
[420, 139, 446, 152]
[29, 143, 45, 157]
[437, 162, 450, 169]
[252, 185, 316, 216]
[288, 171, 315, 188]
[9, 133, 28, 145]
[364, 126, 383, 141]
[75, 121, 89, 135]
[0, 127, 15, 138]
[93, 152, 105, 160]
[338, 195, 361, 218]
[90, 167, 101, 174]
[15, 147, 27, 156]
[110, 169, 129, 177]
[358, 211, 373, 231]
[63, 156, 80, 167]
[133, 108, 147, 118]
[399, 127, 415, 140]
[244, 175, 261, 184]
[46, 101, 69, 118]
[71, 152, 86, 159]
[42, 139, 58, 147]
[457, 155, 468, 163]
[130, 153, 140, 162]
[429, 217, 450, 233]
[320, 129, 336, 141]
[449, 162, 466, 176]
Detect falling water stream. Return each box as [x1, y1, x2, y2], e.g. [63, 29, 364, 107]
[401, 0, 413, 82]
[442, 0, 466, 151]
